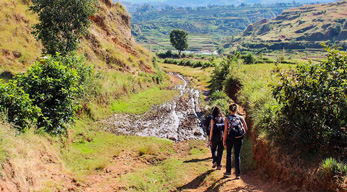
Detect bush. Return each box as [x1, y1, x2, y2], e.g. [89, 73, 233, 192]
[0, 80, 41, 130]
[319, 158, 347, 189]
[271, 47, 347, 155]
[209, 90, 232, 114]
[242, 53, 256, 64]
[209, 58, 233, 92]
[210, 90, 229, 101]
[157, 50, 178, 58]
[321, 158, 347, 177]
[15, 54, 92, 134]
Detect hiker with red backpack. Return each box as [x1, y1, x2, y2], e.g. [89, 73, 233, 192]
[223, 103, 248, 179]
[209, 106, 225, 170]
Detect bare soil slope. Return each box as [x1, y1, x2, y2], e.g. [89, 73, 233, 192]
[0, 0, 153, 73]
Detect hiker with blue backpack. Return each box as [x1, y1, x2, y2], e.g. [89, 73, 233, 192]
[223, 103, 248, 179]
[209, 106, 225, 170]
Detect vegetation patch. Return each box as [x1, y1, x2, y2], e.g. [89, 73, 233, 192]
[111, 87, 179, 115]
[63, 119, 174, 179]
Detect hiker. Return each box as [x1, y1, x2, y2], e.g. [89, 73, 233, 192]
[223, 103, 248, 179]
[202, 110, 212, 146]
[209, 106, 225, 170]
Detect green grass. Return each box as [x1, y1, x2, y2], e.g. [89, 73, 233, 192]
[159, 63, 213, 90]
[110, 86, 179, 115]
[122, 159, 186, 191]
[121, 145, 211, 192]
[231, 63, 293, 109]
[62, 119, 175, 179]
[240, 138, 255, 172]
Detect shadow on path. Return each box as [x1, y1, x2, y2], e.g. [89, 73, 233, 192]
[183, 157, 211, 163]
[203, 177, 229, 192]
[177, 170, 214, 190]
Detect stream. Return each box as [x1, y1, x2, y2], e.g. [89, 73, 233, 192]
[101, 73, 205, 141]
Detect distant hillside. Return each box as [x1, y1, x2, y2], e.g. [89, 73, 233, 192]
[121, 0, 336, 7]
[224, 0, 347, 53]
[130, 3, 301, 52]
[0, 0, 153, 74]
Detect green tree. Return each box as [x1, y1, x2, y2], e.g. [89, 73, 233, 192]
[170, 29, 188, 57]
[30, 0, 97, 56]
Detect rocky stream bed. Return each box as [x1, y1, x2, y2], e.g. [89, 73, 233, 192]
[101, 73, 206, 141]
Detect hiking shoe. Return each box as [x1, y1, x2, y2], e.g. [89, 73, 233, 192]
[223, 172, 231, 176]
[212, 163, 217, 168]
[216, 165, 222, 170]
[235, 175, 241, 179]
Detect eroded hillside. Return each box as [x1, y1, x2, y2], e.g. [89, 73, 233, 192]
[0, 0, 153, 74]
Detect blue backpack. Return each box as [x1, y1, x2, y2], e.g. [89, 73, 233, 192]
[227, 114, 245, 140]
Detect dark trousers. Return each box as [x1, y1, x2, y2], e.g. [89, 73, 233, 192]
[211, 140, 224, 166]
[226, 138, 243, 175]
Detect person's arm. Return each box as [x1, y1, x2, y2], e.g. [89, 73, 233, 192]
[240, 116, 248, 131]
[209, 119, 214, 142]
[223, 118, 228, 148]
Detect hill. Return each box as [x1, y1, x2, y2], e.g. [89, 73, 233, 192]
[121, 0, 336, 7]
[0, 0, 153, 74]
[223, 0, 347, 53]
[130, 3, 302, 52]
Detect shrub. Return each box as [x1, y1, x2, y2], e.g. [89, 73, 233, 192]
[271, 47, 347, 155]
[16, 54, 91, 134]
[210, 90, 229, 101]
[0, 80, 41, 130]
[209, 58, 233, 92]
[320, 158, 347, 177]
[209, 90, 232, 115]
[319, 158, 347, 189]
[242, 53, 256, 64]
[157, 50, 177, 58]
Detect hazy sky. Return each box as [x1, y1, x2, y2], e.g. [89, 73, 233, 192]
[120, 0, 336, 4]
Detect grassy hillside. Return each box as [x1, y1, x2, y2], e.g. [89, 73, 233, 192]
[0, 0, 153, 74]
[0, 0, 174, 120]
[224, 0, 347, 54]
[130, 3, 301, 52]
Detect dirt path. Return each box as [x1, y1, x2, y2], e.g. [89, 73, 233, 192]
[174, 149, 288, 192]
[78, 141, 288, 192]
[80, 71, 289, 192]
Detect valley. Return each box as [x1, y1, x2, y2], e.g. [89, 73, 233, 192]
[0, 0, 346, 191]
[130, 3, 302, 52]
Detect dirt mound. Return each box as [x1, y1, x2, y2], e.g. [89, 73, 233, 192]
[0, 128, 77, 191]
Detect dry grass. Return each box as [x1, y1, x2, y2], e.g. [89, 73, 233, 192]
[0, 0, 42, 72]
[239, 0, 347, 41]
[0, 0, 154, 75]
[0, 120, 74, 191]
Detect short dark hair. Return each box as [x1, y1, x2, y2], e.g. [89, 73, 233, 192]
[229, 103, 238, 112]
